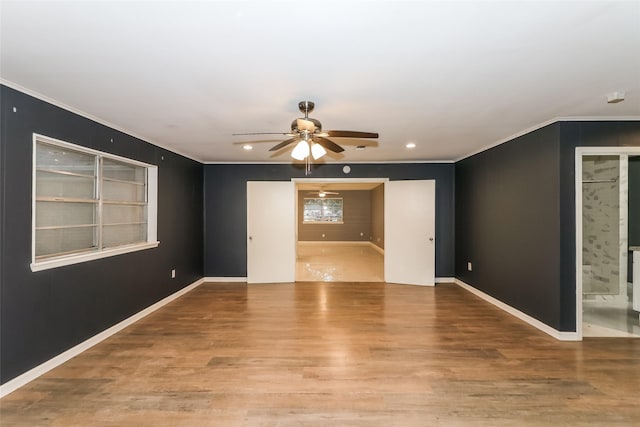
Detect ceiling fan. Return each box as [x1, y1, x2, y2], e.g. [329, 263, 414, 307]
[233, 101, 379, 174]
[307, 188, 339, 198]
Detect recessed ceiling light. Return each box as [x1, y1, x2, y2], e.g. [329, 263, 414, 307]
[242, 144, 253, 151]
[405, 142, 416, 149]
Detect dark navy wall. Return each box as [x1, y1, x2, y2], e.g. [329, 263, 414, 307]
[204, 163, 455, 278]
[0, 86, 204, 384]
[455, 123, 563, 329]
[456, 121, 640, 332]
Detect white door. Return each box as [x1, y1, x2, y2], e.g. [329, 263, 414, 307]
[384, 180, 436, 286]
[247, 181, 296, 283]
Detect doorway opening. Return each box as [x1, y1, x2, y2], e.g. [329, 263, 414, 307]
[294, 180, 385, 282]
[576, 148, 640, 338]
[247, 178, 435, 286]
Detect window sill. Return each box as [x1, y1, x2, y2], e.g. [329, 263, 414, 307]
[30, 241, 160, 272]
[302, 221, 345, 225]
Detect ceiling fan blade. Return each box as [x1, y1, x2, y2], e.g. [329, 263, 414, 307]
[233, 132, 291, 136]
[307, 190, 340, 196]
[313, 136, 344, 153]
[269, 137, 299, 152]
[296, 118, 316, 132]
[326, 130, 379, 139]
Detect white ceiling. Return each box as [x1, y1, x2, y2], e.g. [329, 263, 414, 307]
[1, 1, 639, 164]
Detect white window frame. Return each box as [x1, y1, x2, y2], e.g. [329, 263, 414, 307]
[302, 197, 344, 224]
[30, 134, 159, 272]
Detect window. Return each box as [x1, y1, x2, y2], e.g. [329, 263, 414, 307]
[303, 198, 343, 223]
[31, 134, 158, 271]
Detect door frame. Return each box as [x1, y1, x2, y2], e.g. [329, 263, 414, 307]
[293, 177, 389, 281]
[575, 146, 640, 339]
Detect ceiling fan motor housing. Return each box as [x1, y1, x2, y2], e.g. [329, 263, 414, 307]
[298, 101, 315, 115]
[291, 118, 322, 133]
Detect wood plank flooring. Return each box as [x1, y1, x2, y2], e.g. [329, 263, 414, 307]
[1, 282, 639, 426]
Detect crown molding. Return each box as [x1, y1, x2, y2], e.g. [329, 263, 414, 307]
[1, 79, 201, 163]
[455, 116, 640, 162]
[4, 80, 637, 166]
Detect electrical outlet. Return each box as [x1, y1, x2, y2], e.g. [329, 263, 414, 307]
[467, 262, 472, 272]
[360, 232, 364, 236]
[322, 233, 325, 238]
[171, 269, 176, 279]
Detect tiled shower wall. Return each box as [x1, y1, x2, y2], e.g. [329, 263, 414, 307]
[582, 155, 628, 295]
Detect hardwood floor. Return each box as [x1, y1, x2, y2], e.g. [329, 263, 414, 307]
[2, 282, 639, 426]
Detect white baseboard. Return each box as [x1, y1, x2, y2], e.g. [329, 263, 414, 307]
[298, 241, 371, 246]
[454, 279, 581, 342]
[0, 278, 207, 398]
[368, 241, 384, 255]
[204, 277, 247, 283]
[435, 277, 454, 283]
[297, 240, 385, 255]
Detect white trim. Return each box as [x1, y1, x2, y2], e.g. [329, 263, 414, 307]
[297, 241, 384, 254]
[34, 133, 156, 168]
[204, 160, 456, 165]
[455, 279, 581, 341]
[31, 134, 159, 271]
[302, 221, 345, 225]
[455, 116, 640, 162]
[147, 166, 158, 242]
[620, 156, 629, 298]
[369, 241, 384, 255]
[576, 147, 640, 155]
[0, 278, 206, 398]
[297, 241, 371, 246]
[203, 277, 247, 283]
[5, 79, 637, 165]
[435, 277, 454, 283]
[575, 146, 640, 339]
[30, 241, 160, 272]
[1, 79, 200, 163]
[575, 150, 584, 339]
[293, 177, 389, 185]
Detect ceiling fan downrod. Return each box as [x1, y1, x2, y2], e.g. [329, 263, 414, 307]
[298, 101, 314, 118]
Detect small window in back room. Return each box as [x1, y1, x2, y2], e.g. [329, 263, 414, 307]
[303, 198, 343, 223]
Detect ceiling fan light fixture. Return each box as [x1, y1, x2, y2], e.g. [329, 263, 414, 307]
[311, 142, 327, 160]
[233, 100, 378, 175]
[291, 140, 310, 160]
